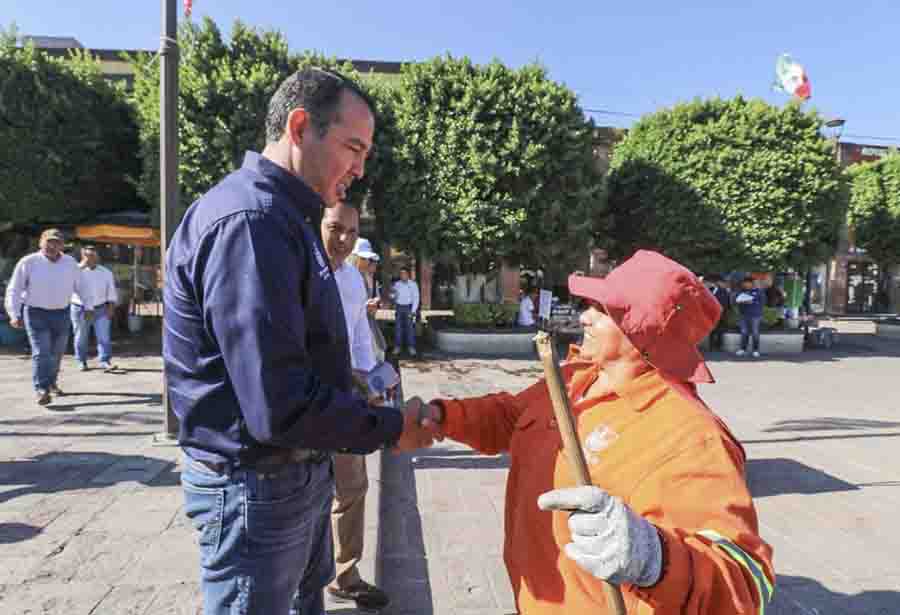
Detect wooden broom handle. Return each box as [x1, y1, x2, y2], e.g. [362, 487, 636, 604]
[534, 331, 627, 615]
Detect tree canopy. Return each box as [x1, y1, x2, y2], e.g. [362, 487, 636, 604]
[847, 153, 900, 265]
[606, 96, 844, 272]
[377, 55, 605, 271]
[129, 17, 361, 223]
[0, 26, 141, 225]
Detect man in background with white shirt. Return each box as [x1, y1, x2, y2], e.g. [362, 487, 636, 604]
[517, 287, 539, 328]
[71, 246, 118, 372]
[4, 229, 94, 405]
[320, 202, 391, 612]
[391, 266, 419, 357]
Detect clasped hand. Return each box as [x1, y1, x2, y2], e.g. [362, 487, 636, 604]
[392, 396, 446, 453]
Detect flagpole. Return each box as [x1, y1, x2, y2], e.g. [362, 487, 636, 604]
[154, 0, 180, 443]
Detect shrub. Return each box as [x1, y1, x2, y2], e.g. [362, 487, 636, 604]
[453, 303, 519, 328]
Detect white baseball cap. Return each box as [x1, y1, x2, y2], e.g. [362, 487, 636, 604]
[352, 237, 380, 261]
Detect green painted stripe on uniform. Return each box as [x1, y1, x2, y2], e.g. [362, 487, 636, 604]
[698, 529, 774, 613]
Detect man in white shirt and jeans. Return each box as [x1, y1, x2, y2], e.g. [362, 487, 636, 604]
[4, 229, 94, 405]
[391, 266, 419, 357]
[320, 202, 391, 611]
[71, 245, 118, 372]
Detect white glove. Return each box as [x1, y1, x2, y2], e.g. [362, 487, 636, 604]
[538, 486, 662, 587]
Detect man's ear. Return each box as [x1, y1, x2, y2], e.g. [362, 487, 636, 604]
[287, 108, 311, 147]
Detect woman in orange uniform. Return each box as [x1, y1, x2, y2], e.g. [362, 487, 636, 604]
[410, 250, 774, 614]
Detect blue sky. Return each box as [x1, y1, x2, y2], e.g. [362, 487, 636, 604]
[6, 0, 899, 144]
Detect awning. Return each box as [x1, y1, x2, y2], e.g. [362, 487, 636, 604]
[74, 224, 160, 247]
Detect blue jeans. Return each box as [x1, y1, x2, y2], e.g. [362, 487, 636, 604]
[394, 305, 416, 350]
[71, 304, 112, 364]
[740, 315, 762, 352]
[181, 454, 335, 615]
[23, 306, 70, 391]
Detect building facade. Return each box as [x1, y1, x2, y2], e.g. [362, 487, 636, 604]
[824, 142, 898, 315]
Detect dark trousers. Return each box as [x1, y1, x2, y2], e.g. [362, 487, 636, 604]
[181, 454, 335, 615]
[394, 304, 416, 350]
[740, 315, 762, 352]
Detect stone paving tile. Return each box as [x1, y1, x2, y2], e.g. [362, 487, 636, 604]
[0, 581, 112, 615]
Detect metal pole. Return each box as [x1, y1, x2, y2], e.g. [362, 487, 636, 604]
[155, 0, 180, 441]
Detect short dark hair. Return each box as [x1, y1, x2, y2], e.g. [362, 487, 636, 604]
[265, 67, 375, 143]
[742, 276, 755, 284]
[400, 266, 411, 273]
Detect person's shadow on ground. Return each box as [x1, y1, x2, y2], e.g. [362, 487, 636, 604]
[0, 450, 175, 510]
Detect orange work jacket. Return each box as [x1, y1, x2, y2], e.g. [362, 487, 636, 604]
[435, 362, 774, 615]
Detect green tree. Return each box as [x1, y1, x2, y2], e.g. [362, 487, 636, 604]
[606, 97, 844, 272]
[379, 56, 605, 272]
[847, 153, 900, 265]
[129, 18, 360, 223]
[0, 26, 142, 225]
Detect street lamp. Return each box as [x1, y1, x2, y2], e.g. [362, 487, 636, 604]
[802, 117, 846, 330]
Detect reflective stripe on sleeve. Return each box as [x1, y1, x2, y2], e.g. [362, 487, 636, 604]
[698, 529, 774, 613]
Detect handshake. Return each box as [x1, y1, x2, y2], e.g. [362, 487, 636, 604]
[393, 396, 446, 453]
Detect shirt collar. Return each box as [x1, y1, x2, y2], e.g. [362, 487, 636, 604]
[241, 151, 325, 223]
[614, 370, 670, 412]
[566, 355, 670, 413]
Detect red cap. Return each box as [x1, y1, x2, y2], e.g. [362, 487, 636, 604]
[568, 250, 721, 384]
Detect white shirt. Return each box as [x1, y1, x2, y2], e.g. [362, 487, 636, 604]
[71, 265, 118, 309]
[392, 279, 420, 313]
[334, 262, 377, 372]
[518, 295, 536, 327]
[5, 252, 94, 318]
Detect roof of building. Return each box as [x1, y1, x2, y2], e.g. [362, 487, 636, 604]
[22, 35, 84, 49]
[24, 35, 404, 73]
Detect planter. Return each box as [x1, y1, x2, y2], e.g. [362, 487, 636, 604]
[876, 322, 900, 340]
[721, 331, 805, 354]
[434, 328, 539, 357]
[127, 314, 144, 334]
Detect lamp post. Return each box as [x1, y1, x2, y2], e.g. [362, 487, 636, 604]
[801, 118, 845, 336]
[154, 0, 180, 442]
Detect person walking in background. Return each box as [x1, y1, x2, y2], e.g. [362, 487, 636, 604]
[71, 245, 118, 372]
[320, 204, 391, 611]
[391, 266, 419, 357]
[4, 229, 94, 405]
[735, 276, 765, 358]
[709, 277, 731, 350]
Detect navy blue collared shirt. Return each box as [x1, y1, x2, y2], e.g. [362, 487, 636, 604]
[164, 151, 403, 466]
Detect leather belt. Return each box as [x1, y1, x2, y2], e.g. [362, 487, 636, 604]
[250, 448, 330, 470]
[195, 448, 329, 476]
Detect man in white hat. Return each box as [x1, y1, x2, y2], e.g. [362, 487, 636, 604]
[351, 238, 381, 309]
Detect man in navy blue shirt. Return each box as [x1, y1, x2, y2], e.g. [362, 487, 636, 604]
[165, 68, 432, 615]
[734, 276, 765, 358]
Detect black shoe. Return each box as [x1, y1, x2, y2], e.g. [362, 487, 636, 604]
[327, 580, 390, 611]
[36, 390, 52, 406]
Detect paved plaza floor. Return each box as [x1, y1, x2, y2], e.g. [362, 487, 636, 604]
[1, 325, 899, 614]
